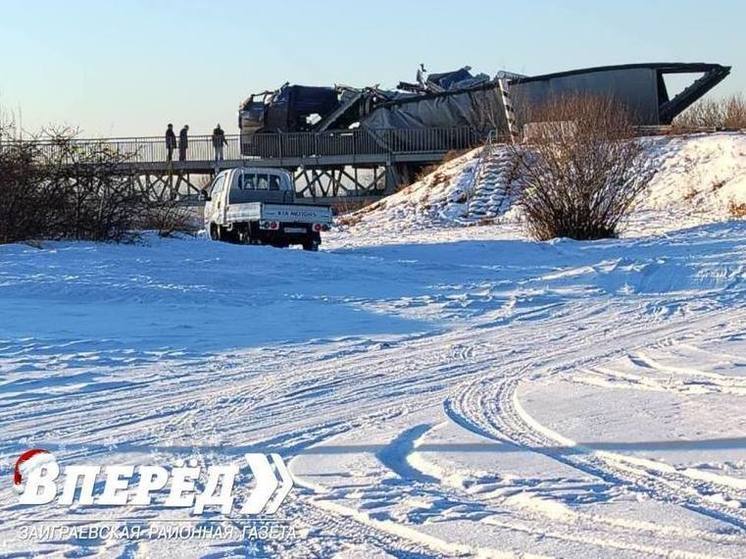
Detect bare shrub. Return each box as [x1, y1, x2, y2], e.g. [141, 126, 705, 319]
[37, 131, 146, 242]
[511, 95, 654, 241]
[430, 172, 449, 187]
[415, 163, 439, 182]
[335, 213, 362, 227]
[332, 197, 377, 217]
[674, 94, 746, 129]
[729, 201, 746, 218]
[140, 199, 197, 237]
[0, 123, 156, 244]
[0, 122, 63, 244]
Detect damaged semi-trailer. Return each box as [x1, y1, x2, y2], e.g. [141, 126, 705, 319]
[237, 68, 507, 158]
[233, 62, 730, 198]
[238, 62, 731, 148]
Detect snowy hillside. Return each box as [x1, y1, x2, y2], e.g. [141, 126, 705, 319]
[339, 132, 746, 241]
[1, 220, 746, 557]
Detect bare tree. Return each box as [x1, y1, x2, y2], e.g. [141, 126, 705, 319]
[511, 95, 654, 241]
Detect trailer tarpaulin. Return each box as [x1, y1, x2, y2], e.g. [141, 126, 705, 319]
[361, 84, 508, 133]
[428, 68, 491, 90]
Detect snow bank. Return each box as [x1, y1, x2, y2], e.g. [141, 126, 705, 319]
[642, 133, 746, 214]
[338, 147, 483, 233]
[340, 132, 746, 239]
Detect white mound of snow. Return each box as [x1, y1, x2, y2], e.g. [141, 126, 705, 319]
[340, 132, 746, 239]
[338, 147, 482, 233]
[643, 133, 746, 213]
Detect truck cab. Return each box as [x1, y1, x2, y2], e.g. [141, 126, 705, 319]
[203, 168, 332, 250]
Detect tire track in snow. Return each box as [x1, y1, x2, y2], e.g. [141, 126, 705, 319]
[351, 420, 742, 558]
[446, 309, 746, 534]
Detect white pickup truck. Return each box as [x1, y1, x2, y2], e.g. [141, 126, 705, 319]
[202, 168, 332, 251]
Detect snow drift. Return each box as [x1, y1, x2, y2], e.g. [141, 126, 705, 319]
[340, 132, 746, 237]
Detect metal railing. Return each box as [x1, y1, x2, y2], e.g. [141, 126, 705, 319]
[17, 127, 485, 165]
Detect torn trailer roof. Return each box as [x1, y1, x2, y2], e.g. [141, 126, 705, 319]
[237, 62, 731, 142]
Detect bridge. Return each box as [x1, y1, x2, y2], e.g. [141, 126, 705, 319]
[29, 127, 485, 203]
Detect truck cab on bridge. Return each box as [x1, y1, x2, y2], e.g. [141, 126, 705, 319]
[202, 168, 332, 251]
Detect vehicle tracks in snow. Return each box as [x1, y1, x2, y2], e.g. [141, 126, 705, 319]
[3, 292, 744, 556]
[446, 308, 746, 536]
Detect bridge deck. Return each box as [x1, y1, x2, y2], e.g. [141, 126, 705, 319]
[115, 150, 451, 175]
[28, 127, 484, 174]
[19, 127, 486, 200]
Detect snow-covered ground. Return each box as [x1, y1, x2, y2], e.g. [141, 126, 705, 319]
[1, 133, 746, 558]
[338, 132, 746, 244]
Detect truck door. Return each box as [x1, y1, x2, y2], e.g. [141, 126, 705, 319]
[210, 174, 227, 224]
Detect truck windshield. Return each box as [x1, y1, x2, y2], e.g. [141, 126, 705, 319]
[210, 175, 226, 197]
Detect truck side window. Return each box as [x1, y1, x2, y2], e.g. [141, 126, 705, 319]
[269, 175, 281, 191]
[239, 173, 256, 190]
[257, 174, 269, 190]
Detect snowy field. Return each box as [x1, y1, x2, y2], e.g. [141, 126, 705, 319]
[1, 134, 746, 558]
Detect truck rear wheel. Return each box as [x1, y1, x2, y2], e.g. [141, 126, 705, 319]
[302, 239, 320, 252]
[210, 224, 222, 241]
[238, 225, 252, 244]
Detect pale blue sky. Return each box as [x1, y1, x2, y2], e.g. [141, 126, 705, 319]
[1, 0, 743, 137]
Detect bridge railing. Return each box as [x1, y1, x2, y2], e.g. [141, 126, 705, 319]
[242, 127, 483, 159]
[18, 127, 485, 165]
[21, 135, 244, 164]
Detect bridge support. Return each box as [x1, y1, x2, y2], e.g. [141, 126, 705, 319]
[294, 165, 388, 199]
[292, 162, 425, 199]
[117, 160, 427, 204]
[132, 171, 205, 201]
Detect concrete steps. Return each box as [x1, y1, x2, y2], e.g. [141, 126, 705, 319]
[465, 147, 518, 221]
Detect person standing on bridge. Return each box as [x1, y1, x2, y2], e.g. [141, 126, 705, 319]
[165, 123, 177, 162]
[178, 124, 189, 161]
[416, 63, 427, 88]
[212, 124, 228, 162]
